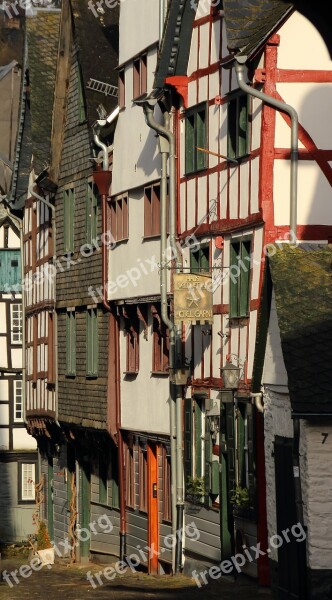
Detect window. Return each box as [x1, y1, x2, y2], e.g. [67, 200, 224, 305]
[125, 445, 135, 508]
[119, 69, 125, 109]
[66, 310, 76, 376]
[190, 244, 210, 273]
[133, 53, 147, 99]
[86, 307, 98, 377]
[64, 187, 75, 252]
[86, 181, 98, 245]
[124, 307, 139, 374]
[19, 462, 36, 502]
[227, 93, 250, 160]
[138, 444, 148, 512]
[162, 446, 172, 522]
[229, 239, 251, 318]
[110, 194, 128, 242]
[11, 303, 22, 344]
[184, 397, 213, 505]
[0, 250, 21, 291]
[144, 182, 168, 238]
[14, 380, 23, 422]
[151, 304, 169, 373]
[185, 104, 207, 174]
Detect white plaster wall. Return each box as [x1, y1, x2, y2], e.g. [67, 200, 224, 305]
[262, 293, 288, 387]
[273, 160, 332, 226]
[278, 11, 332, 70]
[301, 422, 332, 570]
[0, 303, 6, 334]
[12, 428, 36, 450]
[7, 225, 19, 248]
[11, 348, 22, 369]
[0, 379, 8, 401]
[120, 317, 170, 434]
[111, 50, 161, 196]
[118, 0, 159, 65]
[0, 429, 9, 450]
[0, 404, 9, 425]
[107, 191, 167, 301]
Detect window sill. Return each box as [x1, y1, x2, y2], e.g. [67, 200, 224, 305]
[86, 374, 98, 379]
[142, 234, 161, 241]
[151, 371, 169, 377]
[185, 166, 207, 177]
[229, 316, 249, 325]
[111, 238, 129, 246]
[65, 373, 76, 378]
[123, 371, 138, 378]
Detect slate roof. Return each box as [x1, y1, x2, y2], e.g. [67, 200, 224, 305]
[223, 0, 293, 58]
[71, 0, 119, 127]
[269, 244, 332, 416]
[154, 0, 196, 89]
[27, 11, 60, 175]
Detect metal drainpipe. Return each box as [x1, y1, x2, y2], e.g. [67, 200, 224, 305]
[143, 102, 184, 573]
[29, 189, 61, 429]
[235, 60, 298, 239]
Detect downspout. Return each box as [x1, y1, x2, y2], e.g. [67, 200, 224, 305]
[29, 188, 60, 429]
[159, 0, 166, 42]
[235, 60, 298, 239]
[142, 102, 184, 573]
[250, 391, 265, 414]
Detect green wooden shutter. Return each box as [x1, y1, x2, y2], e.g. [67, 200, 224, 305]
[190, 249, 199, 273]
[184, 397, 193, 492]
[185, 113, 194, 173]
[229, 242, 239, 317]
[66, 311, 76, 375]
[237, 404, 246, 486]
[99, 456, 108, 504]
[195, 399, 203, 478]
[200, 245, 210, 273]
[238, 94, 248, 157]
[239, 241, 251, 317]
[86, 308, 98, 376]
[225, 402, 236, 502]
[196, 108, 206, 170]
[111, 450, 119, 509]
[227, 97, 237, 159]
[204, 411, 212, 505]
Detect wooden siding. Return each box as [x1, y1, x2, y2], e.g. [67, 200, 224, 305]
[90, 462, 120, 557]
[184, 505, 221, 563]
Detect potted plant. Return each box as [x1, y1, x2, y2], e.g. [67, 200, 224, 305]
[36, 521, 54, 566]
[186, 476, 205, 504]
[231, 485, 250, 516]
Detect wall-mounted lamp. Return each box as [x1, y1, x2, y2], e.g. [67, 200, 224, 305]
[221, 360, 241, 390]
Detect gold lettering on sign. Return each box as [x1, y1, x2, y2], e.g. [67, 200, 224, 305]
[174, 273, 213, 325]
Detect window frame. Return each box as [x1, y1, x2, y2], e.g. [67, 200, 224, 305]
[151, 304, 169, 374]
[190, 243, 210, 273]
[138, 444, 148, 513]
[86, 307, 98, 378]
[18, 461, 36, 503]
[110, 193, 129, 243]
[63, 186, 75, 253]
[229, 238, 252, 318]
[162, 446, 172, 523]
[185, 103, 207, 175]
[124, 308, 140, 374]
[125, 445, 135, 509]
[86, 181, 99, 245]
[66, 309, 76, 377]
[133, 53, 147, 99]
[227, 92, 250, 160]
[10, 302, 23, 344]
[14, 379, 23, 422]
[118, 68, 125, 109]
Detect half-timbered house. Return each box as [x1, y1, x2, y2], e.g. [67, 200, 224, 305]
[0, 203, 37, 542]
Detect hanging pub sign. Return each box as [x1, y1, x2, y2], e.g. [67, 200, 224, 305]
[173, 273, 213, 325]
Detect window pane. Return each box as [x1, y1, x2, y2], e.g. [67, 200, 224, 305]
[196, 110, 206, 170]
[238, 95, 248, 157]
[21, 463, 35, 500]
[185, 114, 195, 173]
[230, 242, 240, 317]
[15, 380, 23, 421]
[239, 241, 251, 316]
[227, 98, 237, 159]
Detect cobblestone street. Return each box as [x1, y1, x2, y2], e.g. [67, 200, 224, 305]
[0, 558, 272, 599]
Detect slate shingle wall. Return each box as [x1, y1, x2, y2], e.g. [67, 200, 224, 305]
[55, 39, 108, 428]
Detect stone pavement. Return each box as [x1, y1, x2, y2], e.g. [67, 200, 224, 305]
[0, 557, 273, 599]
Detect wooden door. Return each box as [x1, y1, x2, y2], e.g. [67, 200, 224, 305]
[80, 463, 91, 559]
[147, 443, 159, 574]
[274, 436, 307, 599]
